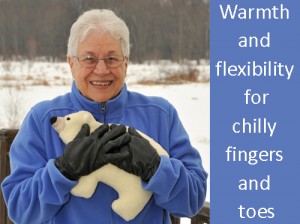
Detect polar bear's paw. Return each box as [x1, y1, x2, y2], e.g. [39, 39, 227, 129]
[112, 198, 137, 221]
[71, 174, 99, 198]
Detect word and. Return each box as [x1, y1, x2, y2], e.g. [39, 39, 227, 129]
[219, 4, 289, 20]
[239, 175, 270, 191]
[239, 32, 270, 48]
[238, 205, 275, 219]
[225, 146, 283, 165]
[215, 61, 294, 80]
[232, 118, 277, 137]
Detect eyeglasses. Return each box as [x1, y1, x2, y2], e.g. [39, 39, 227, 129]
[73, 55, 125, 68]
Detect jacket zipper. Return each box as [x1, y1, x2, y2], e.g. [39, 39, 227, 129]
[101, 102, 107, 123]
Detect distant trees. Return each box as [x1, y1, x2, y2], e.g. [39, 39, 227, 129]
[0, 0, 209, 62]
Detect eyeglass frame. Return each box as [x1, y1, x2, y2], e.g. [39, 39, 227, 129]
[72, 54, 126, 68]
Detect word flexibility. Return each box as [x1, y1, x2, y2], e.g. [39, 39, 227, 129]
[215, 61, 294, 80]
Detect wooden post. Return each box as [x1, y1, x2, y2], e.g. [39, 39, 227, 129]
[191, 202, 210, 224]
[170, 215, 181, 224]
[0, 129, 18, 224]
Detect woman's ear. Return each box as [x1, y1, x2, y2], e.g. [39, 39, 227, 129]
[67, 56, 73, 68]
[124, 56, 129, 74]
[67, 56, 76, 79]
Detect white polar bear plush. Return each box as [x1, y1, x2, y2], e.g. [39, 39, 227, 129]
[51, 111, 168, 221]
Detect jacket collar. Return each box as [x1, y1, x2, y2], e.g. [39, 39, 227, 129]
[70, 81, 128, 121]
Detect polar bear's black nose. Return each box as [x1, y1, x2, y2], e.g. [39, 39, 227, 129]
[50, 117, 57, 125]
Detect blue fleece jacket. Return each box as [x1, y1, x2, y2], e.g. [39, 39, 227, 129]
[1, 82, 207, 224]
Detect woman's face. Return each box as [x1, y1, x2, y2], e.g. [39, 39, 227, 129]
[68, 29, 128, 102]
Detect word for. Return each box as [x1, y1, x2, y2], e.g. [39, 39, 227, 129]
[215, 61, 294, 80]
[239, 175, 271, 191]
[232, 118, 277, 137]
[244, 89, 269, 105]
[225, 146, 283, 165]
[238, 205, 275, 219]
[239, 32, 270, 48]
[219, 4, 289, 20]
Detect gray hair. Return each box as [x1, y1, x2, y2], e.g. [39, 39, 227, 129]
[67, 9, 130, 57]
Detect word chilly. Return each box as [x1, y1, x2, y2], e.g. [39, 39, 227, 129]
[215, 61, 294, 80]
[232, 118, 277, 137]
[219, 4, 289, 20]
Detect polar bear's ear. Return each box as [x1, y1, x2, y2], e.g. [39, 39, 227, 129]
[82, 112, 92, 123]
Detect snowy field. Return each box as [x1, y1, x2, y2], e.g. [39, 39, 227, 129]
[0, 61, 210, 223]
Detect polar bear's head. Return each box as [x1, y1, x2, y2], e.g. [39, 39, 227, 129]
[50, 111, 101, 144]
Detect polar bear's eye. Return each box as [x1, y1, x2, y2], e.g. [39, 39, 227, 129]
[66, 117, 71, 121]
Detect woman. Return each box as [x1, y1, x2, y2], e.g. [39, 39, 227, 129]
[2, 9, 207, 224]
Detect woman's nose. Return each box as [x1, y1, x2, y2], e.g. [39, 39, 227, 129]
[93, 59, 110, 75]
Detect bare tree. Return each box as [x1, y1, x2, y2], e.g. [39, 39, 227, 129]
[4, 87, 24, 129]
[0, 0, 209, 62]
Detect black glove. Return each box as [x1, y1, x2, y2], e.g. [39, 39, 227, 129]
[55, 124, 131, 180]
[110, 126, 161, 182]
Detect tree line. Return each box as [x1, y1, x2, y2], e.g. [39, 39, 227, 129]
[0, 0, 209, 62]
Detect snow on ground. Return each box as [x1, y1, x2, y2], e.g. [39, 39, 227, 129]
[0, 61, 210, 223]
[0, 60, 210, 87]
